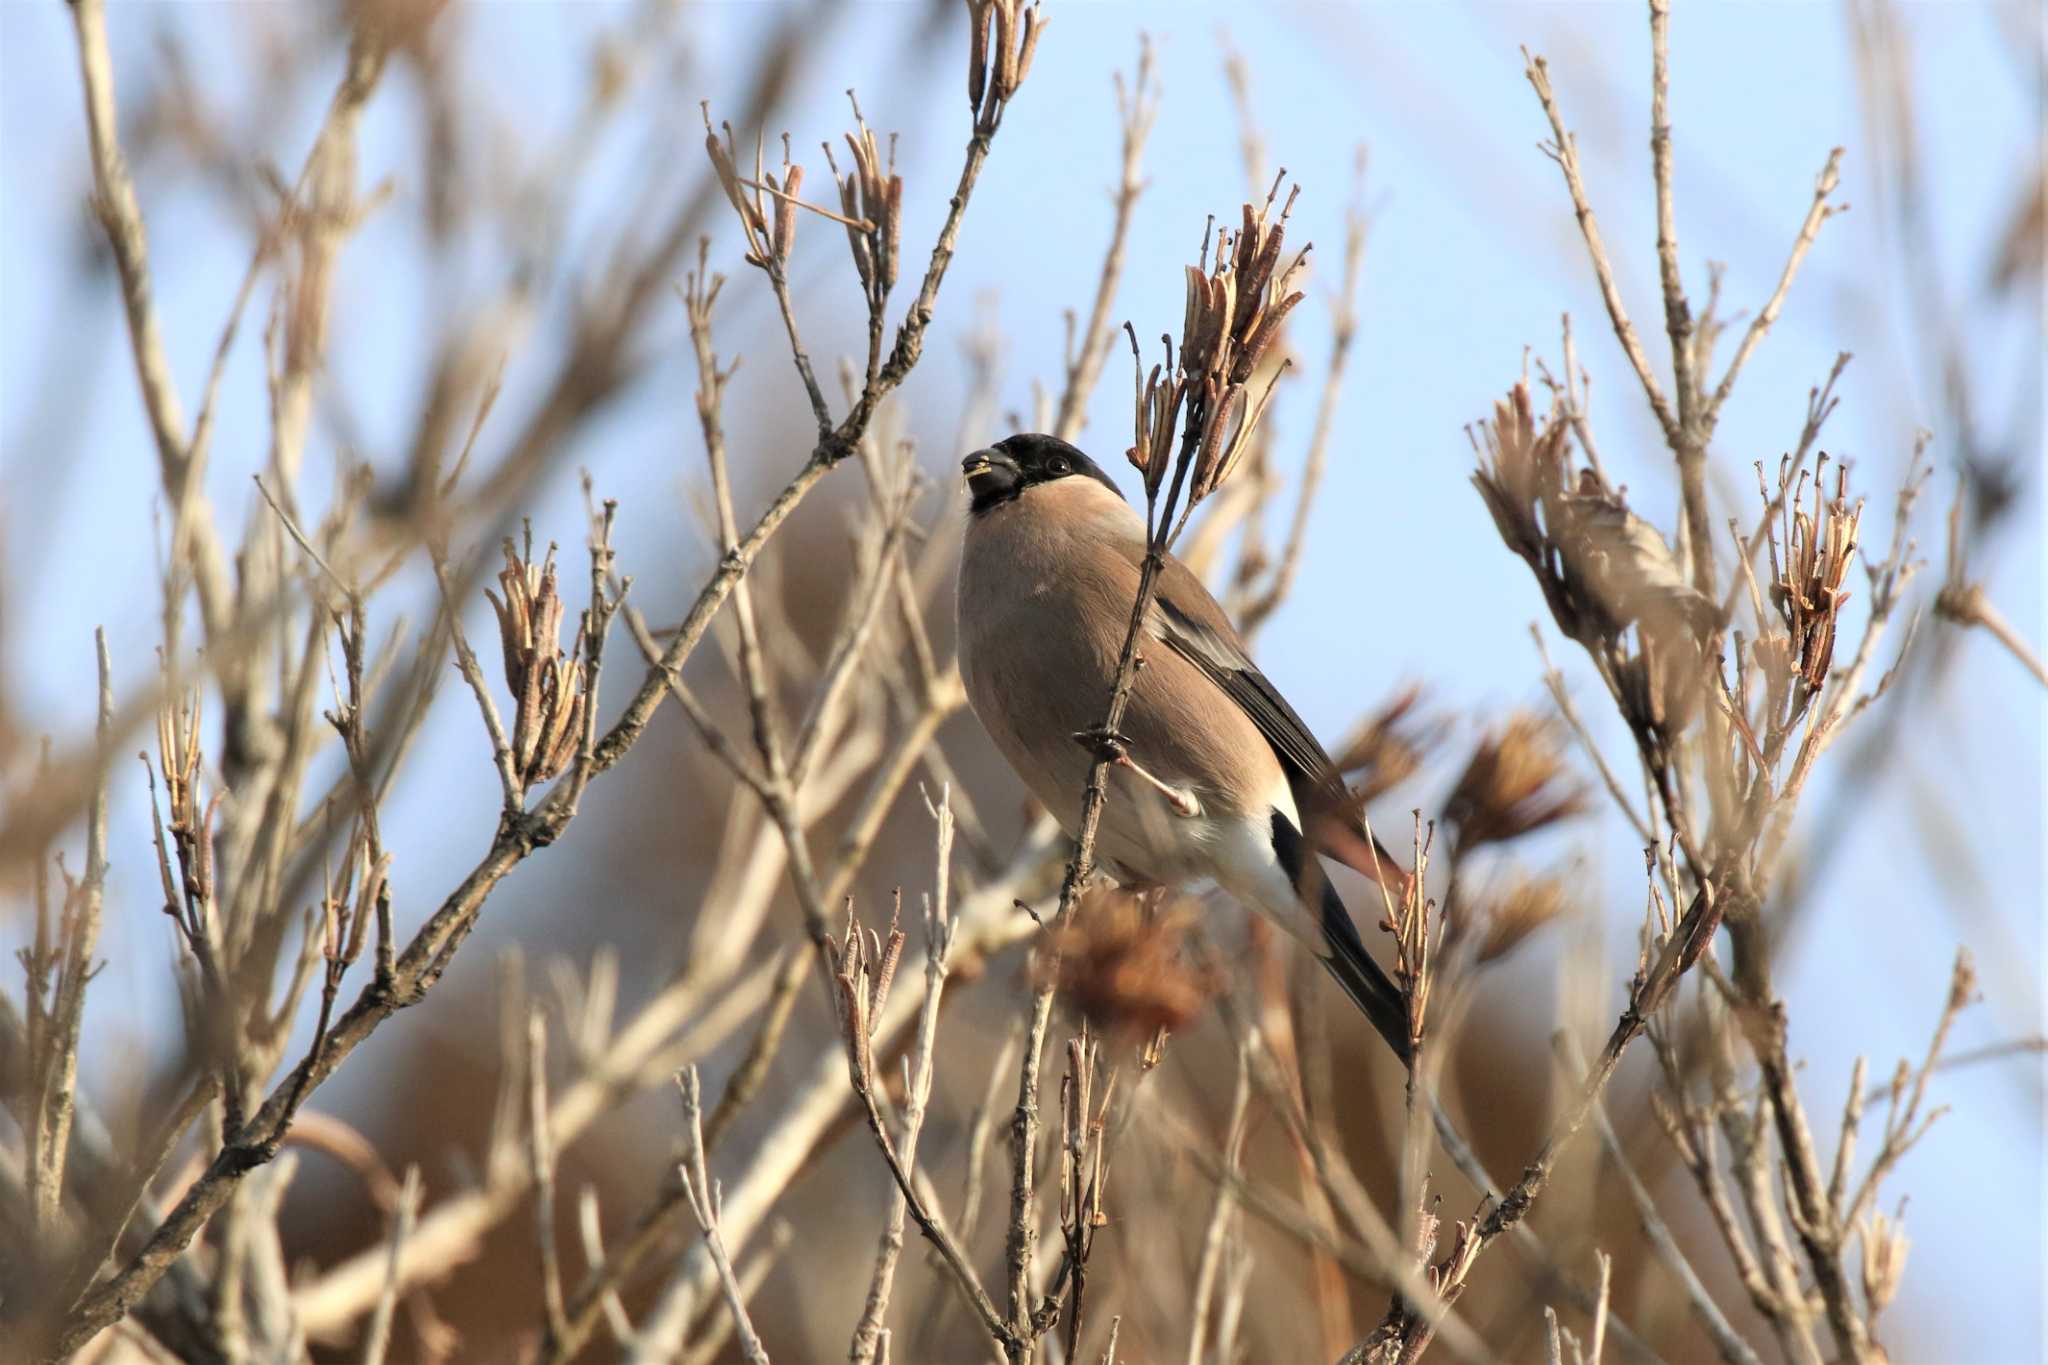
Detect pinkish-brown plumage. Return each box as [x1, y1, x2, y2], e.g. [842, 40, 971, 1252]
[955, 432, 1412, 1060]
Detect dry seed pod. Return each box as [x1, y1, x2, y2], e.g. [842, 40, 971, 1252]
[701, 114, 763, 240]
[1443, 713, 1587, 849]
[1015, 3, 1045, 88]
[881, 173, 903, 290]
[1469, 383, 1569, 564]
[1770, 458, 1862, 694]
[486, 536, 589, 787]
[992, 0, 1017, 100]
[966, 0, 992, 113]
[1332, 685, 1439, 801]
[1232, 289, 1302, 385]
[1468, 872, 1569, 965]
[1035, 887, 1221, 1040]
[822, 142, 875, 288]
[772, 163, 802, 262]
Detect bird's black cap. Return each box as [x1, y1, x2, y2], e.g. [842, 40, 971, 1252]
[961, 433, 1125, 515]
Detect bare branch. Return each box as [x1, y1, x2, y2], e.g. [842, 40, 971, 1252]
[1522, 48, 1677, 441]
[676, 1068, 771, 1365]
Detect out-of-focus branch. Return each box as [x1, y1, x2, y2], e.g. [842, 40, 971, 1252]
[358, 1167, 421, 1365]
[1052, 36, 1157, 443]
[1937, 475, 2046, 685]
[527, 1013, 568, 1345]
[22, 630, 112, 1240]
[65, 0, 233, 636]
[1185, 1039, 1252, 1365]
[1239, 150, 1370, 639]
[1570, 1038, 1763, 1365]
[538, 948, 805, 1365]
[294, 947, 788, 1338]
[1704, 150, 1845, 422]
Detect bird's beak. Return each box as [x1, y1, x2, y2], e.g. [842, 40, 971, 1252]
[961, 448, 1021, 500]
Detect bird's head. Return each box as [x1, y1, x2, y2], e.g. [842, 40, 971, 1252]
[961, 433, 1124, 515]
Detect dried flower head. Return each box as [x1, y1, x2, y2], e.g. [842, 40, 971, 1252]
[1465, 870, 1570, 965]
[1331, 685, 1443, 804]
[1443, 713, 1587, 849]
[484, 531, 588, 789]
[1037, 887, 1220, 1041]
[1471, 383, 1711, 646]
[1185, 182, 1308, 504]
[1470, 383, 1570, 569]
[1126, 175, 1309, 514]
[825, 898, 907, 1087]
[1767, 455, 1863, 697]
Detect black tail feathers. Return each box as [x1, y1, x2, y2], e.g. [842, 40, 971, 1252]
[1318, 929, 1412, 1066]
[1271, 810, 1412, 1064]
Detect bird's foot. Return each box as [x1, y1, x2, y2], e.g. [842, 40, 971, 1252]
[1071, 725, 1130, 763]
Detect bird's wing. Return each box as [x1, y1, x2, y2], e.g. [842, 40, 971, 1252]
[1145, 560, 1335, 784]
[1147, 554, 1411, 895]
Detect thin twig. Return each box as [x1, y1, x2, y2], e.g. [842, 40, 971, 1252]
[850, 792, 959, 1363]
[1705, 150, 1846, 424]
[358, 1167, 421, 1365]
[1522, 47, 1677, 441]
[528, 1012, 569, 1345]
[675, 1068, 771, 1365]
[1573, 1040, 1763, 1365]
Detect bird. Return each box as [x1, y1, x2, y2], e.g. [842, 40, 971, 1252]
[954, 431, 1414, 1061]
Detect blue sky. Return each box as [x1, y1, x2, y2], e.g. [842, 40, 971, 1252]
[3, 3, 2041, 1358]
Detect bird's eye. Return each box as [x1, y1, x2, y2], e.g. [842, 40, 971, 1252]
[1047, 456, 1070, 476]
